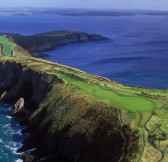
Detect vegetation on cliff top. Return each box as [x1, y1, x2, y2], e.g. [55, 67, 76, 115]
[0, 56, 138, 162]
[1, 56, 168, 161]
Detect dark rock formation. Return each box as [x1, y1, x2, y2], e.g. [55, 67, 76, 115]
[0, 57, 139, 162]
[7, 30, 108, 53]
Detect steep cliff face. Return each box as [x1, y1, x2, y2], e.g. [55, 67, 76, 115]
[0, 61, 51, 105]
[0, 57, 139, 162]
[10, 30, 108, 53]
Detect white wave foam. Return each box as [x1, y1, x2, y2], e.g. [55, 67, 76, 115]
[13, 149, 22, 155]
[17, 143, 24, 153]
[5, 145, 17, 151]
[15, 129, 22, 135]
[17, 142, 23, 148]
[5, 144, 22, 155]
[0, 139, 4, 144]
[8, 107, 13, 110]
[14, 142, 16, 147]
[15, 159, 23, 162]
[3, 124, 10, 128]
[6, 115, 13, 119]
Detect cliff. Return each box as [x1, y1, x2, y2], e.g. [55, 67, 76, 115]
[1, 56, 168, 161]
[0, 56, 139, 162]
[2, 30, 108, 54]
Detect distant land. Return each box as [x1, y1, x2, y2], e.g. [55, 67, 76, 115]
[1, 8, 168, 16]
[0, 30, 107, 57]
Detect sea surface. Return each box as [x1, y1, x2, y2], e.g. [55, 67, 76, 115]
[0, 14, 168, 89]
[0, 103, 27, 162]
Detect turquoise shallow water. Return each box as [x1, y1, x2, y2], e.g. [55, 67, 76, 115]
[0, 103, 27, 162]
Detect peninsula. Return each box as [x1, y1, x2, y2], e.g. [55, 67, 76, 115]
[0, 30, 107, 56]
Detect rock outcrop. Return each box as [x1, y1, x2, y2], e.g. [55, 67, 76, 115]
[0, 56, 139, 162]
[12, 97, 25, 115]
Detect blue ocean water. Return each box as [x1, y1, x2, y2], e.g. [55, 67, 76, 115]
[0, 15, 168, 89]
[0, 103, 27, 162]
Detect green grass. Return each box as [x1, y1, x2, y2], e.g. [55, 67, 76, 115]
[2, 56, 168, 161]
[46, 70, 168, 161]
[0, 36, 24, 56]
[0, 36, 14, 56]
[47, 71, 160, 112]
[14, 50, 22, 56]
[120, 85, 168, 97]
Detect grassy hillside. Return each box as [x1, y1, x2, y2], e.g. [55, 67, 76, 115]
[0, 36, 30, 56]
[1, 56, 168, 161]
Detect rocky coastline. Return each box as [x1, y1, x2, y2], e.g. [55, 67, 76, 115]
[0, 56, 139, 162]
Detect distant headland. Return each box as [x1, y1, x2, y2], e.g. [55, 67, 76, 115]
[0, 30, 108, 57]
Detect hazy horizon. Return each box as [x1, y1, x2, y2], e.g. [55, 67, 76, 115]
[1, 0, 168, 11]
[1, 7, 168, 13]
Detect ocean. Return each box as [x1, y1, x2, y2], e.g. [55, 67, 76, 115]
[0, 14, 168, 89]
[0, 104, 27, 162]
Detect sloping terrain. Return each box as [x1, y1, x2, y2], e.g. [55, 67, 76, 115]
[0, 31, 167, 162]
[0, 56, 168, 161]
[0, 35, 30, 56]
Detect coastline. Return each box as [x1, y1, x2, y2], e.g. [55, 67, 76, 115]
[0, 56, 140, 162]
[1, 30, 108, 56]
[1, 56, 168, 161]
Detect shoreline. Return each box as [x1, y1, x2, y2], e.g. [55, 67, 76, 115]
[0, 56, 140, 162]
[0, 56, 168, 161]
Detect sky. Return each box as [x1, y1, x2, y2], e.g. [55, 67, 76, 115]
[1, 0, 168, 10]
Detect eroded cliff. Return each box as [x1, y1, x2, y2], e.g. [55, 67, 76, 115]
[0, 56, 139, 162]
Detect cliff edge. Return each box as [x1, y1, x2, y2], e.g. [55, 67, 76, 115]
[1, 56, 168, 161]
[0, 56, 138, 162]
